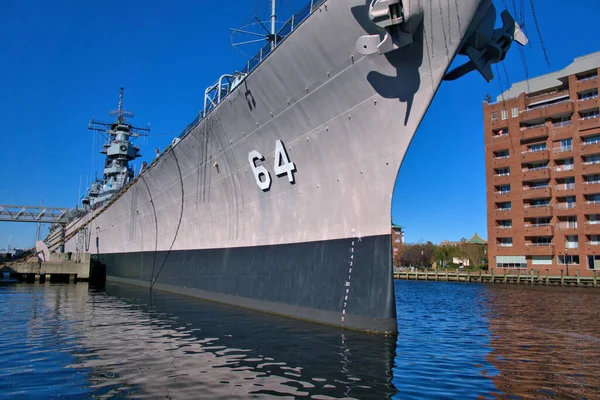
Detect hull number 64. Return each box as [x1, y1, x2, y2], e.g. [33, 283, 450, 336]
[249, 140, 296, 191]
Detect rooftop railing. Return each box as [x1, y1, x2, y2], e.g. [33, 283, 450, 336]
[525, 99, 573, 111]
[576, 75, 598, 83]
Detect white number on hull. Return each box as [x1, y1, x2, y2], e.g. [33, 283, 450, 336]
[248, 150, 272, 191]
[249, 140, 296, 190]
[274, 140, 296, 183]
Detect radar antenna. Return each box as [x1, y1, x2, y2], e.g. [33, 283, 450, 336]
[109, 87, 135, 123]
[230, 0, 283, 58]
[88, 88, 150, 137]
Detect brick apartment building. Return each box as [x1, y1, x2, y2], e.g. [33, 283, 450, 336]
[392, 223, 404, 261]
[485, 51, 600, 276]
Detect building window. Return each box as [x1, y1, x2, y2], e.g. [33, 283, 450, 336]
[498, 238, 513, 247]
[585, 175, 600, 184]
[495, 167, 510, 176]
[576, 71, 598, 81]
[498, 220, 512, 228]
[530, 198, 550, 207]
[501, 109, 508, 120]
[395, 238, 401, 243]
[494, 149, 509, 158]
[565, 235, 579, 248]
[530, 181, 549, 189]
[578, 89, 598, 101]
[558, 255, 580, 265]
[528, 143, 546, 152]
[532, 217, 551, 226]
[588, 214, 600, 225]
[588, 255, 600, 270]
[512, 107, 519, 117]
[587, 194, 600, 204]
[584, 155, 600, 164]
[497, 202, 512, 211]
[580, 109, 600, 120]
[496, 256, 525, 268]
[498, 184, 511, 194]
[532, 256, 553, 265]
[584, 135, 600, 145]
[491, 112, 498, 122]
[588, 235, 600, 245]
[531, 237, 552, 245]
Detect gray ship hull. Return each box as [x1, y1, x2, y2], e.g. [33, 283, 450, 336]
[65, 0, 491, 333]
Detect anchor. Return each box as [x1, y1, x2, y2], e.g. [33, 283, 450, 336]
[444, 8, 528, 82]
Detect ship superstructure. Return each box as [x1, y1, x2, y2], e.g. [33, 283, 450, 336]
[83, 88, 149, 210]
[57, 0, 526, 333]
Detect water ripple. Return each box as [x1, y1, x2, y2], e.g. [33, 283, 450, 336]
[2, 281, 600, 398]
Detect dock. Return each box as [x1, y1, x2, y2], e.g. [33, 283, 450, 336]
[1, 253, 95, 283]
[394, 269, 599, 287]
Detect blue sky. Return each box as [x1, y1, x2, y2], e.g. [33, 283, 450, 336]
[0, 0, 598, 249]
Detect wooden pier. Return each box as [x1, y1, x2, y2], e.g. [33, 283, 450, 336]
[394, 269, 599, 287]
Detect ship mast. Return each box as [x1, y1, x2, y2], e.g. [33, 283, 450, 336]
[271, 0, 276, 50]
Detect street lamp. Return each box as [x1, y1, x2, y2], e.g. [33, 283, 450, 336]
[565, 247, 569, 276]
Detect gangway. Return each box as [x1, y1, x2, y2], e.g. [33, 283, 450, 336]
[0, 204, 82, 225]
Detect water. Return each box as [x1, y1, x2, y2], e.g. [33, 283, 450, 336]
[0, 281, 599, 399]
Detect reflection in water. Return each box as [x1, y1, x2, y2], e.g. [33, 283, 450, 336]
[0, 282, 397, 399]
[3, 281, 599, 399]
[484, 286, 600, 399]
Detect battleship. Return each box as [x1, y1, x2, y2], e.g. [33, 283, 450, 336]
[52, 0, 526, 333]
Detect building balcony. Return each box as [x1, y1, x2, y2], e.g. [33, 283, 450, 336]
[493, 175, 511, 185]
[584, 222, 600, 235]
[579, 116, 600, 131]
[523, 186, 551, 199]
[494, 226, 513, 236]
[580, 142, 600, 156]
[521, 100, 574, 122]
[577, 96, 600, 112]
[553, 166, 575, 178]
[525, 243, 555, 255]
[583, 181, 600, 193]
[526, 90, 570, 106]
[495, 245, 515, 254]
[554, 184, 576, 195]
[551, 146, 573, 158]
[550, 120, 574, 140]
[582, 161, 600, 174]
[492, 156, 511, 168]
[520, 124, 549, 141]
[521, 149, 549, 163]
[521, 167, 550, 180]
[555, 203, 577, 216]
[583, 201, 600, 212]
[524, 224, 554, 236]
[574, 75, 598, 92]
[493, 191, 512, 201]
[556, 222, 578, 232]
[523, 205, 553, 217]
[494, 209, 513, 220]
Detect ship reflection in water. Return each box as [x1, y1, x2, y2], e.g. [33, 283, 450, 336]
[0, 282, 397, 398]
[2, 281, 600, 399]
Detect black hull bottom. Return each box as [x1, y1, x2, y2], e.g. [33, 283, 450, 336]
[100, 234, 397, 333]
